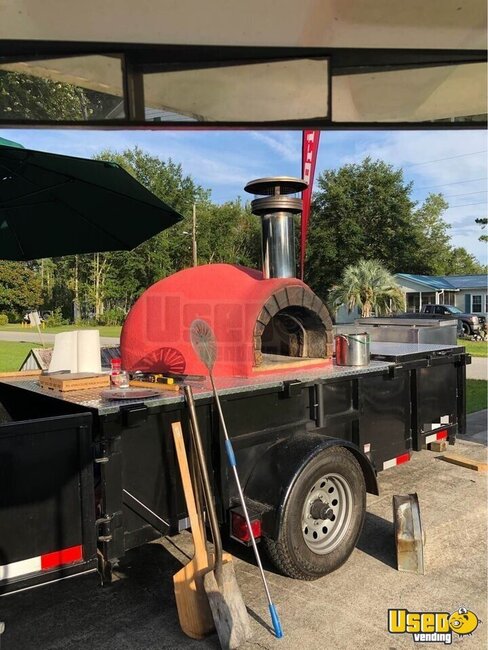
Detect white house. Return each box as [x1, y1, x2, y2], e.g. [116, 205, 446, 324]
[394, 274, 488, 317]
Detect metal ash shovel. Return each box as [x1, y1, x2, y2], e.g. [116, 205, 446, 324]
[184, 385, 252, 649]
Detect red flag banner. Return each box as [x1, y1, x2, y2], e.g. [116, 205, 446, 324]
[300, 130, 320, 280]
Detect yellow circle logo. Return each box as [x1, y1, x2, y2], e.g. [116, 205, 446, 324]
[448, 608, 479, 635]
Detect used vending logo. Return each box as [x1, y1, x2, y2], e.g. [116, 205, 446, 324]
[388, 607, 480, 644]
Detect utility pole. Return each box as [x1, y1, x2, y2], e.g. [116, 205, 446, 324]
[192, 203, 198, 267]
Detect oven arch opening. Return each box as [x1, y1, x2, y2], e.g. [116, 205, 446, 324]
[260, 306, 327, 360]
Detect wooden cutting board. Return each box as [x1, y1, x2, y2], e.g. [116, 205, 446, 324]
[39, 372, 109, 392]
[0, 370, 42, 378]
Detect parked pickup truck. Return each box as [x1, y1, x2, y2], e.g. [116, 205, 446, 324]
[399, 304, 485, 336]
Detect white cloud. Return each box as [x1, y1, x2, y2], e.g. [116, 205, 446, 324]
[250, 132, 301, 163]
[337, 131, 487, 193]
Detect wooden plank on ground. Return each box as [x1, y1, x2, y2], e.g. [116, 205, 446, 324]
[439, 453, 487, 473]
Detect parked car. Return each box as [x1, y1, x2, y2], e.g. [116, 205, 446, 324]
[421, 304, 485, 336]
[391, 304, 485, 337]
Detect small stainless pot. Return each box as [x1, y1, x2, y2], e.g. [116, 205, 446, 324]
[335, 332, 370, 366]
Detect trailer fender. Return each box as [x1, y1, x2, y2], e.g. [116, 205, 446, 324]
[244, 433, 378, 540]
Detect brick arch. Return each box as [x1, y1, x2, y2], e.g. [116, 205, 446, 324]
[253, 285, 334, 365]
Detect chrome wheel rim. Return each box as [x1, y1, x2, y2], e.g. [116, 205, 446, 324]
[301, 473, 353, 554]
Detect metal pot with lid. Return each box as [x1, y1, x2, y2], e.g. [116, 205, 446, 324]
[335, 332, 370, 366]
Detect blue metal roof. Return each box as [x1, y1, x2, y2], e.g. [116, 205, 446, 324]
[396, 274, 454, 290]
[396, 274, 487, 291]
[444, 275, 488, 290]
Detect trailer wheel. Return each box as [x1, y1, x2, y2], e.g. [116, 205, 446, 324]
[264, 446, 366, 580]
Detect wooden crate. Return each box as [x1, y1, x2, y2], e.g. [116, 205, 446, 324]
[39, 373, 110, 392]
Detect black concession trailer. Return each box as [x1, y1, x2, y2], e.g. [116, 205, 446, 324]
[0, 0, 484, 606]
[0, 341, 469, 592]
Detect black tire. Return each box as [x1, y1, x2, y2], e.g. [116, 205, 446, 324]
[462, 322, 472, 336]
[263, 446, 366, 580]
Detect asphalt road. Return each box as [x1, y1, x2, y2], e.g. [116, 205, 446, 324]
[0, 331, 120, 347]
[1, 412, 486, 650]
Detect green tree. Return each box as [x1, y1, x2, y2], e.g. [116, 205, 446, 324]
[445, 247, 487, 275]
[196, 200, 260, 267]
[475, 217, 488, 242]
[1, 71, 88, 120]
[410, 193, 451, 274]
[327, 259, 404, 318]
[94, 149, 260, 293]
[305, 158, 420, 297]
[0, 261, 42, 317]
[0, 70, 122, 120]
[96, 147, 210, 212]
[63, 147, 210, 317]
[303, 158, 479, 298]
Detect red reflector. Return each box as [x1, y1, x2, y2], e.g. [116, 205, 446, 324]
[396, 453, 410, 466]
[437, 429, 448, 440]
[231, 511, 261, 543]
[41, 545, 83, 570]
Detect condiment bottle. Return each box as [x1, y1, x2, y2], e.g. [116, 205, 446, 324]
[110, 358, 129, 389]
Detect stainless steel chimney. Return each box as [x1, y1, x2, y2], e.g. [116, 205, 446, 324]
[245, 177, 308, 279]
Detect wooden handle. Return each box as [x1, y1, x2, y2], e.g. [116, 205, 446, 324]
[130, 380, 180, 392]
[171, 422, 207, 561]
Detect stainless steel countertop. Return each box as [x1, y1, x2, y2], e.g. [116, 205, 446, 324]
[1, 342, 464, 416]
[370, 341, 464, 355]
[0, 359, 392, 416]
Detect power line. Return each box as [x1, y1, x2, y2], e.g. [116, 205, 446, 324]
[444, 190, 487, 198]
[405, 150, 488, 168]
[446, 201, 487, 208]
[417, 177, 487, 190]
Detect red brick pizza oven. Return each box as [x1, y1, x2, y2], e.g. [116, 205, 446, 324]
[121, 263, 333, 377]
[121, 177, 333, 377]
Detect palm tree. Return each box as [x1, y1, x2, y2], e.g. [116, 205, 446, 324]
[328, 259, 404, 318]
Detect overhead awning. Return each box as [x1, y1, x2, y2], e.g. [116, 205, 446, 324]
[0, 0, 485, 128]
[1, 0, 485, 50]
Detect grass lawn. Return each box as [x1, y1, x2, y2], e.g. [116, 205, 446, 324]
[0, 341, 36, 372]
[457, 338, 488, 357]
[0, 324, 121, 338]
[466, 379, 488, 414]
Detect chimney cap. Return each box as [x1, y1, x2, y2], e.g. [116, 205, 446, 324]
[244, 176, 308, 196]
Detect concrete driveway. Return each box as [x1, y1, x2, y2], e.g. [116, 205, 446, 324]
[467, 356, 488, 380]
[1, 413, 486, 650]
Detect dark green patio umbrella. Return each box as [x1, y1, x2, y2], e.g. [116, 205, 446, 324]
[0, 143, 183, 260]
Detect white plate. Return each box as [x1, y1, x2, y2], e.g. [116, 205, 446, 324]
[100, 388, 160, 400]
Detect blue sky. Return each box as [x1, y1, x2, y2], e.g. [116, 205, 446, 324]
[2, 128, 487, 265]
